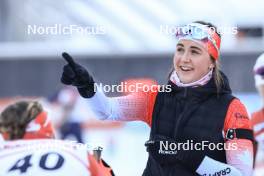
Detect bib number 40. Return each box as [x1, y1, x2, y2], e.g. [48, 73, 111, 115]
[9, 152, 65, 174]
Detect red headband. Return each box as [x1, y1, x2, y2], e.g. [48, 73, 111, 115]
[176, 23, 221, 60]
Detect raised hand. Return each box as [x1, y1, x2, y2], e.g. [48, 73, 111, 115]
[61, 52, 95, 98]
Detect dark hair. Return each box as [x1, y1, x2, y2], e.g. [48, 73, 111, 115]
[170, 20, 224, 93]
[0, 101, 43, 140]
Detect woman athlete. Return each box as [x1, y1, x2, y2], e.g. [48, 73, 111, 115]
[61, 21, 254, 176]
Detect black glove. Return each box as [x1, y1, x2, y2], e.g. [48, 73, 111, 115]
[61, 52, 95, 98]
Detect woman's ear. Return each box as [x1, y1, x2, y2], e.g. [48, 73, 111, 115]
[209, 59, 216, 70]
[209, 64, 215, 70]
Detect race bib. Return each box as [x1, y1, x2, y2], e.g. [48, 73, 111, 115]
[0, 139, 91, 176]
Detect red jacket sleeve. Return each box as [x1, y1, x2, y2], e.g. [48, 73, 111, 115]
[223, 98, 253, 135]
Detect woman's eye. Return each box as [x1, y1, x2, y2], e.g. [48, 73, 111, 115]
[177, 48, 184, 52]
[191, 50, 199, 54]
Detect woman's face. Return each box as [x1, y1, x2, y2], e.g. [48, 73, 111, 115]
[173, 39, 214, 84]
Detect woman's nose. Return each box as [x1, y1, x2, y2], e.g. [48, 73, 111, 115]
[181, 52, 190, 62]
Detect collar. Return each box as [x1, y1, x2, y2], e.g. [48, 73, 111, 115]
[169, 69, 213, 87]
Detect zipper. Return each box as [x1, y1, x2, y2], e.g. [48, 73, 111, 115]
[173, 87, 188, 137]
[184, 87, 188, 97]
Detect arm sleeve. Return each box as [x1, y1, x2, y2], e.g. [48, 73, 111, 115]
[196, 99, 254, 176]
[223, 99, 254, 176]
[85, 86, 157, 126]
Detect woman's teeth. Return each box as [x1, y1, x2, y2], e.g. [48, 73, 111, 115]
[180, 66, 193, 71]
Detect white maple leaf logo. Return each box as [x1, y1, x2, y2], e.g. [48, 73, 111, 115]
[236, 149, 253, 166]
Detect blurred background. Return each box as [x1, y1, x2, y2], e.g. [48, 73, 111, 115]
[0, 0, 263, 175]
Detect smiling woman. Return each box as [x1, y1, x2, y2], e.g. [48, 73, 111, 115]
[170, 21, 223, 92]
[60, 21, 255, 176]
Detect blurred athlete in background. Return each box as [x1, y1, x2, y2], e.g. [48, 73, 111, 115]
[252, 53, 264, 175]
[51, 87, 85, 143]
[0, 100, 113, 176]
